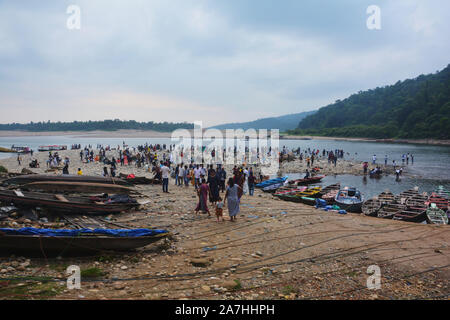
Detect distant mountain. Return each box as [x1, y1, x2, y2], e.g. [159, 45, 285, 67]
[210, 111, 316, 132]
[289, 64, 450, 139]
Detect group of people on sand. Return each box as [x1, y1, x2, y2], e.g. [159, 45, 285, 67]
[193, 165, 255, 222]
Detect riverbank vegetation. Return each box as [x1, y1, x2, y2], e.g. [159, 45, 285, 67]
[0, 119, 194, 132]
[288, 64, 450, 139]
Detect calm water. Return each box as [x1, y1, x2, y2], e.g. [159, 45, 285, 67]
[1, 135, 450, 183]
[286, 173, 450, 200]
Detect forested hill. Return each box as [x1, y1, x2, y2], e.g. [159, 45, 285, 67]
[0, 120, 194, 132]
[210, 110, 316, 131]
[289, 64, 450, 139]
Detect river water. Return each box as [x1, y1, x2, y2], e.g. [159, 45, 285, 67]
[1, 135, 449, 197]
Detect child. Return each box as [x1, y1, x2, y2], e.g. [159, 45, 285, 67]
[215, 197, 224, 222]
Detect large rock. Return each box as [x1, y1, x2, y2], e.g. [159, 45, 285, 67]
[190, 258, 213, 267]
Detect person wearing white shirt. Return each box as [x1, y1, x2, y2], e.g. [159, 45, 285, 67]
[161, 163, 170, 193]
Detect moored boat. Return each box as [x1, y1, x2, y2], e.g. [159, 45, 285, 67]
[288, 175, 325, 186]
[426, 193, 449, 211]
[393, 206, 427, 223]
[377, 202, 406, 219]
[362, 198, 381, 217]
[274, 186, 307, 196]
[426, 204, 448, 225]
[334, 187, 364, 213]
[397, 188, 419, 204]
[255, 176, 288, 188]
[378, 190, 396, 205]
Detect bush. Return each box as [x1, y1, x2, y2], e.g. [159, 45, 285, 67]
[0, 165, 8, 173]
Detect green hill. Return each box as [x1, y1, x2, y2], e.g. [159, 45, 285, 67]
[210, 111, 316, 132]
[289, 64, 450, 139]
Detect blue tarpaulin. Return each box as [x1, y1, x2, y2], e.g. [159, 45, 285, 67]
[0, 227, 168, 237]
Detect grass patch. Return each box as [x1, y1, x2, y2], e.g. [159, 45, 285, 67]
[81, 267, 106, 279]
[0, 278, 63, 299]
[0, 165, 7, 173]
[233, 279, 242, 290]
[282, 285, 294, 295]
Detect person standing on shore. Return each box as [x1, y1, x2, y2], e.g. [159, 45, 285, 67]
[77, 168, 83, 175]
[248, 171, 256, 196]
[384, 155, 388, 166]
[17, 154, 21, 166]
[195, 178, 210, 216]
[161, 162, 170, 193]
[62, 163, 69, 175]
[224, 178, 242, 222]
[372, 155, 376, 165]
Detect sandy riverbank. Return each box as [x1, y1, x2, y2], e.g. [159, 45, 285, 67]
[0, 149, 391, 178]
[0, 177, 448, 300]
[280, 135, 450, 146]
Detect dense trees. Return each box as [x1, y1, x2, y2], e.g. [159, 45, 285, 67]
[288, 64, 450, 139]
[0, 119, 194, 132]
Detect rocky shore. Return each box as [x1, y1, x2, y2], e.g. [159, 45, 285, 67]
[0, 150, 447, 301]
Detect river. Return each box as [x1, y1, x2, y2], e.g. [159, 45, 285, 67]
[1, 135, 449, 196]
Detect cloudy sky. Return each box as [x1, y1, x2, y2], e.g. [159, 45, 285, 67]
[0, 0, 449, 127]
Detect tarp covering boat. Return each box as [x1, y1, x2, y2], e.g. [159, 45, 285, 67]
[0, 227, 168, 237]
[256, 176, 288, 188]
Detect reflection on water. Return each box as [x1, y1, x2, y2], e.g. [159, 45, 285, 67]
[286, 173, 450, 200]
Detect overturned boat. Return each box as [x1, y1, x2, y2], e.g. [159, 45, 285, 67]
[21, 181, 136, 195]
[0, 190, 139, 215]
[3, 174, 133, 187]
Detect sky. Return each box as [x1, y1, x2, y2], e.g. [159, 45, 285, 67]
[0, 0, 449, 127]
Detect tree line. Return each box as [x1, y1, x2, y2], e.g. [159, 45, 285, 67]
[0, 119, 194, 132]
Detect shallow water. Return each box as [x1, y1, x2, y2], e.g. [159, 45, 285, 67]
[1, 135, 449, 180]
[285, 173, 450, 200]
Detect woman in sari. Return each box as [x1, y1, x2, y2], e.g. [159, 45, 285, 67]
[224, 178, 242, 222]
[195, 178, 210, 216]
[208, 169, 220, 205]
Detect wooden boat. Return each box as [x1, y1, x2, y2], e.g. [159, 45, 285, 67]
[393, 206, 427, 223]
[298, 196, 317, 206]
[118, 173, 158, 185]
[21, 181, 136, 195]
[334, 187, 364, 213]
[37, 145, 67, 152]
[426, 193, 449, 211]
[0, 227, 169, 255]
[274, 186, 307, 196]
[378, 190, 396, 205]
[288, 175, 325, 186]
[3, 174, 133, 187]
[321, 190, 339, 204]
[262, 183, 284, 193]
[377, 203, 406, 219]
[362, 198, 381, 217]
[318, 183, 340, 197]
[0, 190, 139, 215]
[276, 187, 321, 203]
[298, 186, 321, 197]
[0, 147, 16, 153]
[426, 205, 448, 225]
[397, 188, 419, 204]
[434, 186, 449, 199]
[405, 194, 428, 208]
